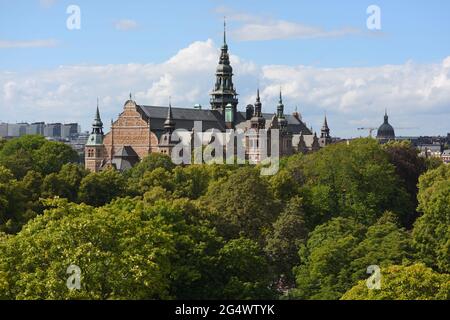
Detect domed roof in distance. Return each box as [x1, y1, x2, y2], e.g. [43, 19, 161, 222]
[377, 111, 395, 140]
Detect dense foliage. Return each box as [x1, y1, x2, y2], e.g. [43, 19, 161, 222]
[0, 137, 448, 300]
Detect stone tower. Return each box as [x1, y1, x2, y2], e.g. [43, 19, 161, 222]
[210, 19, 239, 123]
[159, 100, 177, 156]
[319, 114, 332, 147]
[85, 100, 106, 172]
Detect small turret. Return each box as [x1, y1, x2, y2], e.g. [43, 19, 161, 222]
[277, 89, 288, 130]
[164, 98, 175, 133]
[251, 88, 265, 130]
[85, 99, 106, 172]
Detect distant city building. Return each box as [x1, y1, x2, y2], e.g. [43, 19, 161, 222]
[0, 123, 7, 137]
[441, 150, 450, 164]
[0, 121, 80, 139]
[0, 121, 84, 161]
[27, 122, 45, 135]
[62, 123, 80, 139]
[44, 123, 62, 138]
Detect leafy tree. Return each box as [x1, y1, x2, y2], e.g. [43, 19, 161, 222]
[78, 169, 126, 206]
[413, 165, 450, 273]
[383, 141, 426, 227]
[33, 141, 79, 175]
[41, 163, 88, 202]
[265, 196, 308, 286]
[341, 264, 450, 300]
[0, 198, 174, 299]
[138, 167, 175, 194]
[292, 215, 413, 300]
[347, 213, 413, 284]
[0, 166, 29, 234]
[291, 217, 366, 300]
[0, 135, 78, 178]
[126, 153, 175, 182]
[0, 138, 6, 151]
[217, 237, 274, 299]
[171, 166, 212, 199]
[424, 156, 443, 172]
[200, 167, 278, 242]
[0, 197, 274, 300]
[295, 139, 413, 228]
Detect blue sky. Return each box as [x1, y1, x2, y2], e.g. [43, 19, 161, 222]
[1, 0, 450, 137]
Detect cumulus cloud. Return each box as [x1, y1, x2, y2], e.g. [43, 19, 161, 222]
[0, 39, 58, 49]
[114, 19, 138, 31]
[0, 39, 449, 137]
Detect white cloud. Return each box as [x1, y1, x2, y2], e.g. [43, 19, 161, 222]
[216, 6, 360, 41]
[39, 0, 57, 8]
[0, 39, 449, 137]
[233, 21, 360, 41]
[0, 39, 58, 49]
[114, 19, 138, 31]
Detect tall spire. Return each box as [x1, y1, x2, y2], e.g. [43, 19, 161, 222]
[95, 97, 101, 122]
[321, 112, 331, 141]
[223, 16, 227, 46]
[254, 88, 262, 117]
[251, 88, 265, 129]
[92, 99, 103, 135]
[86, 99, 104, 146]
[277, 88, 284, 118]
[210, 20, 238, 116]
[164, 97, 175, 132]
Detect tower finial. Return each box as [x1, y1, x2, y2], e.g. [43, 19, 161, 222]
[129, 92, 132, 100]
[223, 16, 227, 45]
[279, 87, 283, 104]
[95, 98, 101, 121]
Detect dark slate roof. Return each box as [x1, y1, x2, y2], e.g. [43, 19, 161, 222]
[114, 146, 139, 158]
[139, 105, 226, 132]
[111, 158, 136, 171]
[138, 105, 312, 136]
[112, 146, 140, 171]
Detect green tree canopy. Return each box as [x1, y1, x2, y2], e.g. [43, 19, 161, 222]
[78, 169, 126, 206]
[0, 135, 78, 178]
[0, 198, 175, 299]
[264, 196, 308, 286]
[413, 165, 450, 273]
[341, 264, 450, 300]
[41, 163, 88, 202]
[297, 139, 413, 228]
[292, 214, 413, 300]
[199, 166, 278, 242]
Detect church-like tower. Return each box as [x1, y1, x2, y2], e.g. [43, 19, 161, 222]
[159, 100, 177, 155]
[319, 115, 332, 146]
[210, 19, 238, 123]
[277, 90, 288, 131]
[85, 100, 106, 172]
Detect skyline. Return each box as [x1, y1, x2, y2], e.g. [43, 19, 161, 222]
[0, 0, 450, 137]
